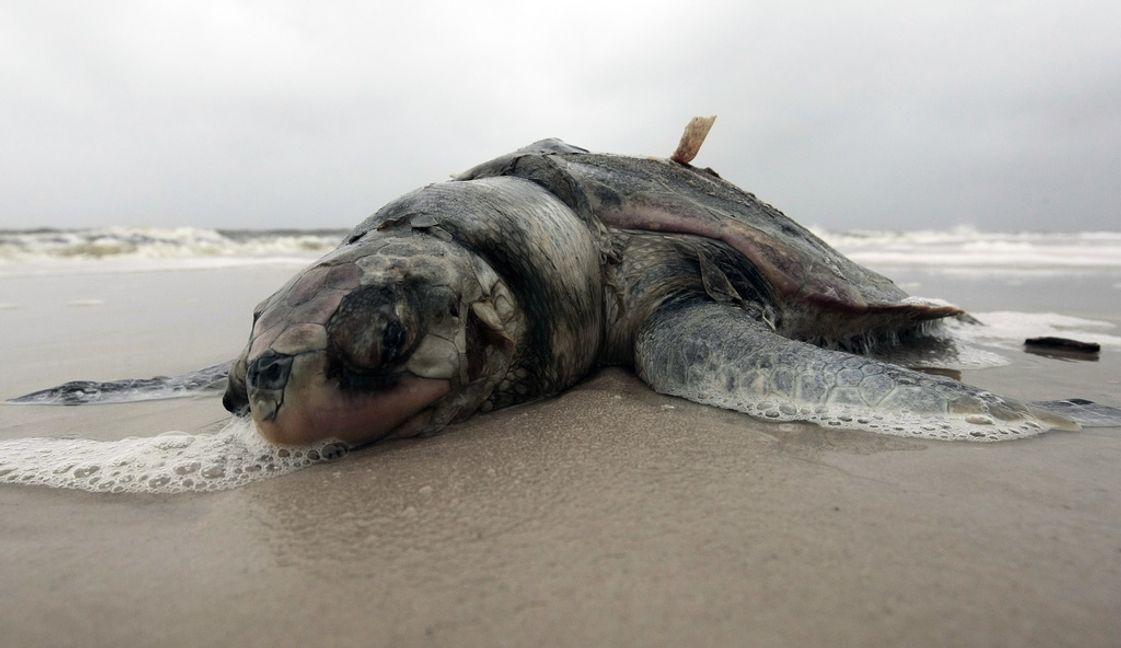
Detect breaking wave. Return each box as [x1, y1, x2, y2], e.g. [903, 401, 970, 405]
[2, 225, 1119, 277]
[0, 227, 344, 264]
[817, 226, 1121, 273]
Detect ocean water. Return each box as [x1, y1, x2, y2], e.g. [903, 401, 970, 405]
[2, 224, 1120, 273]
[2, 225, 1119, 380]
[820, 226, 1121, 275]
[0, 226, 343, 277]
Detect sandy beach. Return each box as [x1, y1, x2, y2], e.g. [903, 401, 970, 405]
[4, 0, 1121, 643]
[1, 259, 1120, 647]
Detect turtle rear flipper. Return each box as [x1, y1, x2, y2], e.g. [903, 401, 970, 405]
[1028, 399, 1121, 428]
[8, 362, 231, 406]
[634, 302, 1078, 441]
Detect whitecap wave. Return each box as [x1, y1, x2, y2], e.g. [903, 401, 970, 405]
[815, 226, 1121, 273]
[5, 226, 1120, 276]
[0, 227, 343, 262]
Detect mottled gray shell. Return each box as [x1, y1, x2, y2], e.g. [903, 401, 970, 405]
[457, 141, 960, 337]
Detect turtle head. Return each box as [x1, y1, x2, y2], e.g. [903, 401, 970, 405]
[223, 235, 519, 447]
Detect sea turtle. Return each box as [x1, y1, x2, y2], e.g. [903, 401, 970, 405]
[208, 117, 1080, 445]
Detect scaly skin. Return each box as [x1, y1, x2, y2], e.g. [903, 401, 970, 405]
[635, 302, 1078, 441]
[11, 138, 1086, 444]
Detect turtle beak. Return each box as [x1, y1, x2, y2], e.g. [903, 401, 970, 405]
[245, 351, 294, 421]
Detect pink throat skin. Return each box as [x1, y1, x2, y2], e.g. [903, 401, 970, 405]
[252, 374, 451, 447]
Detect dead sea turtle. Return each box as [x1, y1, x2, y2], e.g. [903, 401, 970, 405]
[203, 116, 1081, 445]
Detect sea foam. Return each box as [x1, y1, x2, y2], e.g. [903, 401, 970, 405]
[0, 418, 346, 494]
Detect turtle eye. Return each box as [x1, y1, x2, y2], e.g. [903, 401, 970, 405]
[381, 318, 408, 364]
[327, 285, 422, 374]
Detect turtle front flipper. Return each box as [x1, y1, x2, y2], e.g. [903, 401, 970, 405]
[634, 302, 1079, 441]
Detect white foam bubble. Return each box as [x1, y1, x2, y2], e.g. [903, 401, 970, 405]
[0, 418, 347, 494]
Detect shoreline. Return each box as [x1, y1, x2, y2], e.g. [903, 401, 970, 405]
[1, 262, 1119, 646]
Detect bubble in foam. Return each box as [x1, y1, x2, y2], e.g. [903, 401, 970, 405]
[0, 418, 346, 494]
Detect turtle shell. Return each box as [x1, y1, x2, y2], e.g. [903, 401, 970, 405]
[459, 141, 960, 339]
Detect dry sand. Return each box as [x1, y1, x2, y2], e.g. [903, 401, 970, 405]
[1, 265, 1120, 647]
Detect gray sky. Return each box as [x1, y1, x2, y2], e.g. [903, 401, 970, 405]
[2, 1, 1119, 232]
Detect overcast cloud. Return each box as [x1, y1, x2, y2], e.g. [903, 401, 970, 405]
[1, 1, 1119, 232]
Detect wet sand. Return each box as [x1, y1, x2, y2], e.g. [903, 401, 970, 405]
[1, 264, 1120, 647]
